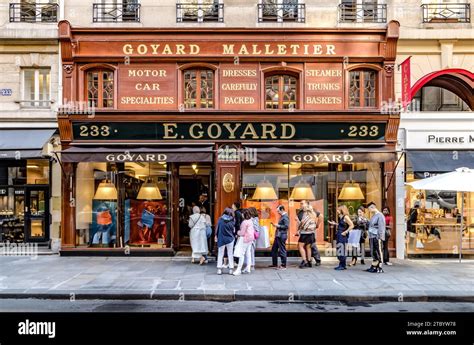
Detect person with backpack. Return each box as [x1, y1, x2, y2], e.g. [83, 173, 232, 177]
[233, 209, 255, 276]
[215, 208, 235, 275]
[189, 206, 208, 265]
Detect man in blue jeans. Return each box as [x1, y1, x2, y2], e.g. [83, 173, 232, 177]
[270, 205, 289, 270]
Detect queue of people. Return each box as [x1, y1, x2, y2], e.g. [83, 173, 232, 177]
[189, 199, 391, 275]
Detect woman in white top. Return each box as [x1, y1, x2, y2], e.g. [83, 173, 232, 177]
[189, 206, 209, 265]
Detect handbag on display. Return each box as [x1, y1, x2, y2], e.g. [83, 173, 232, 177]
[416, 239, 425, 249]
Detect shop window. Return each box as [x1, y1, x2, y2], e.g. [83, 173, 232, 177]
[75, 162, 170, 248]
[349, 69, 377, 108]
[183, 69, 214, 109]
[409, 86, 471, 112]
[22, 68, 51, 108]
[242, 162, 383, 250]
[406, 172, 474, 255]
[86, 69, 114, 108]
[265, 74, 298, 110]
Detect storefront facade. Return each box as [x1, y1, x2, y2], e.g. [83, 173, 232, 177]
[57, 20, 400, 255]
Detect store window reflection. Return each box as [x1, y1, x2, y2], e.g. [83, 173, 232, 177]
[75, 162, 170, 248]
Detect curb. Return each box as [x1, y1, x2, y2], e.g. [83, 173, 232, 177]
[0, 291, 473, 303]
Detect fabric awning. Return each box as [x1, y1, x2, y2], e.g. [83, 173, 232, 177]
[60, 146, 214, 163]
[407, 150, 474, 173]
[243, 146, 397, 163]
[0, 129, 56, 159]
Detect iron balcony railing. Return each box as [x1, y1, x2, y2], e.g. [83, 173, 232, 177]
[422, 3, 470, 23]
[176, 3, 224, 22]
[258, 3, 305, 22]
[93, 3, 141, 22]
[338, 3, 387, 23]
[9, 3, 58, 23]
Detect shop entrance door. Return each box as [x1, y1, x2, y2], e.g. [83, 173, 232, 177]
[177, 164, 213, 250]
[24, 186, 49, 242]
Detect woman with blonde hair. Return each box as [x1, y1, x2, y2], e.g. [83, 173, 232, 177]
[188, 206, 209, 265]
[296, 203, 317, 268]
[329, 205, 354, 270]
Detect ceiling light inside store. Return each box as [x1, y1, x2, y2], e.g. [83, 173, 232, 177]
[137, 179, 163, 200]
[290, 180, 315, 200]
[93, 180, 118, 200]
[338, 181, 364, 200]
[252, 179, 278, 200]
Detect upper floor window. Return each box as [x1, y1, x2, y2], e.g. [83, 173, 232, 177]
[338, 0, 387, 23]
[93, 0, 141, 22]
[86, 70, 114, 108]
[177, 0, 224, 22]
[9, 0, 58, 23]
[22, 68, 51, 108]
[349, 70, 377, 108]
[421, 2, 471, 23]
[258, 0, 305, 23]
[183, 69, 214, 109]
[265, 74, 298, 110]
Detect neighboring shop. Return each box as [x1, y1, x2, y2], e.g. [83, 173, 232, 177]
[0, 129, 57, 245]
[401, 117, 474, 257]
[57, 20, 400, 255]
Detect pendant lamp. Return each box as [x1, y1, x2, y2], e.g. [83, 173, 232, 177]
[252, 178, 278, 200]
[137, 164, 163, 200]
[252, 164, 278, 200]
[93, 172, 118, 200]
[338, 167, 364, 200]
[290, 179, 315, 201]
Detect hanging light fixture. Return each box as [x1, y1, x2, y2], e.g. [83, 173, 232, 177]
[137, 164, 163, 200]
[338, 166, 364, 200]
[93, 172, 118, 200]
[290, 178, 315, 201]
[252, 164, 278, 200]
[252, 178, 278, 200]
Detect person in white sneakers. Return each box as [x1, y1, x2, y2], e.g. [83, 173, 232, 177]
[215, 208, 236, 275]
[233, 209, 255, 276]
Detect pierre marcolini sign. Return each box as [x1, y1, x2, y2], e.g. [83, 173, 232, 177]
[72, 122, 385, 141]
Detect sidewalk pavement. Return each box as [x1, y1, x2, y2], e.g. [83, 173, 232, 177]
[0, 255, 473, 303]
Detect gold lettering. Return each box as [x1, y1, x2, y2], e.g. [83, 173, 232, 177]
[207, 123, 222, 139]
[150, 44, 160, 54]
[137, 44, 147, 55]
[252, 44, 262, 55]
[290, 44, 300, 54]
[162, 44, 173, 55]
[189, 44, 200, 55]
[327, 44, 336, 55]
[222, 44, 235, 55]
[264, 44, 274, 55]
[223, 123, 241, 139]
[240, 124, 259, 139]
[277, 44, 287, 55]
[313, 45, 323, 55]
[163, 123, 178, 139]
[281, 124, 296, 139]
[261, 123, 277, 139]
[175, 44, 185, 55]
[123, 44, 133, 55]
[238, 45, 249, 55]
[189, 123, 204, 139]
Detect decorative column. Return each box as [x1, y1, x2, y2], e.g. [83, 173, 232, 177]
[61, 161, 76, 248]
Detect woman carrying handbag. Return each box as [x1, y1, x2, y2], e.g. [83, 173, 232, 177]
[189, 206, 209, 265]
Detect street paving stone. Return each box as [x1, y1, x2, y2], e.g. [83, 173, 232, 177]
[0, 256, 473, 301]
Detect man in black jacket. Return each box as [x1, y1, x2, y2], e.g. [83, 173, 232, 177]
[270, 205, 289, 270]
[232, 201, 243, 237]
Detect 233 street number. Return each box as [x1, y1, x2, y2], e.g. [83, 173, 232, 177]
[79, 125, 111, 137]
[347, 125, 379, 137]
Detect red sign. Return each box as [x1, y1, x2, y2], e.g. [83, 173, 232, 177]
[401, 57, 411, 108]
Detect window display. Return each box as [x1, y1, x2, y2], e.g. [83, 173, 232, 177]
[76, 162, 171, 248]
[406, 172, 474, 255]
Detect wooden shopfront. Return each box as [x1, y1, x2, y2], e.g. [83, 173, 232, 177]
[57, 20, 400, 255]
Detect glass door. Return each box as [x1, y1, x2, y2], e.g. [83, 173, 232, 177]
[24, 186, 49, 242]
